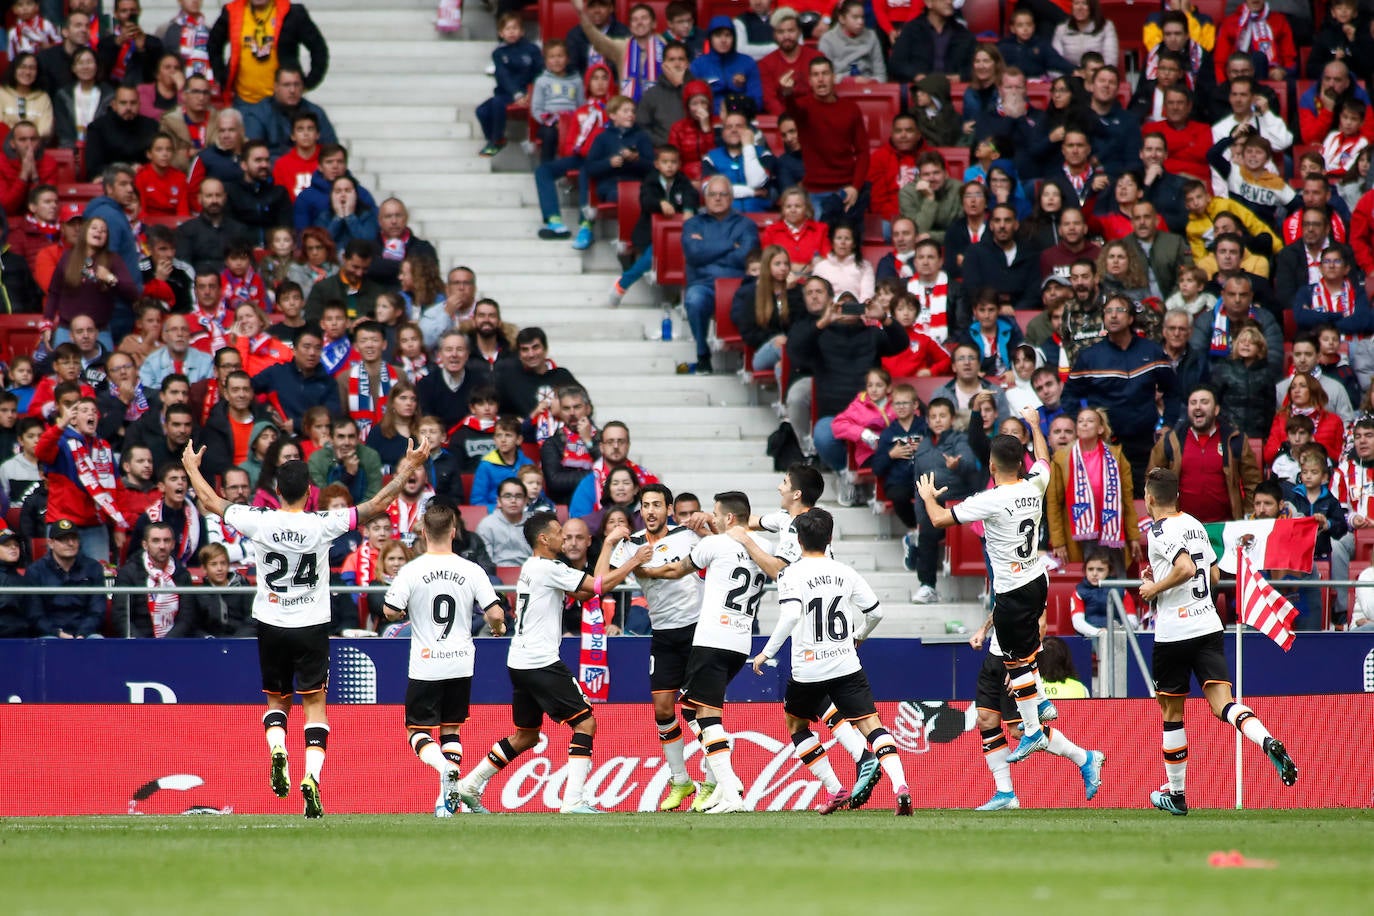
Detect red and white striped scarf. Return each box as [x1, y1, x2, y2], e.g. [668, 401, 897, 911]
[1312, 279, 1356, 318]
[1335, 458, 1374, 517]
[24, 214, 61, 240]
[561, 425, 597, 471]
[579, 595, 611, 702]
[890, 249, 916, 279]
[908, 271, 949, 343]
[63, 432, 127, 528]
[172, 10, 213, 85]
[1062, 164, 1093, 203]
[531, 409, 561, 444]
[1145, 42, 1202, 85]
[1237, 3, 1277, 65]
[146, 498, 201, 567]
[190, 304, 228, 353]
[387, 491, 432, 542]
[622, 35, 664, 101]
[10, 16, 60, 54]
[353, 542, 378, 586]
[588, 458, 658, 512]
[1069, 440, 1124, 546]
[346, 362, 395, 440]
[381, 229, 411, 261]
[399, 352, 428, 383]
[222, 267, 265, 309]
[143, 552, 180, 637]
[1321, 132, 1368, 178]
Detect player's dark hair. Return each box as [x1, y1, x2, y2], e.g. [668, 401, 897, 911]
[640, 482, 674, 506]
[785, 463, 824, 508]
[793, 507, 834, 552]
[1145, 467, 1179, 505]
[422, 501, 457, 543]
[713, 490, 751, 522]
[988, 435, 1024, 475]
[1253, 478, 1284, 505]
[276, 460, 312, 505]
[523, 510, 560, 547]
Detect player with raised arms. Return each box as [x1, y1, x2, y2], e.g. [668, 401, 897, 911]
[609, 483, 705, 811]
[918, 407, 1088, 765]
[637, 491, 770, 813]
[456, 512, 650, 814]
[181, 433, 433, 819]
[1138, 467, 1298, 816]
[383, 500, 506, 817]
[727, 463, 883, 808]
[751, 507, 913, 816]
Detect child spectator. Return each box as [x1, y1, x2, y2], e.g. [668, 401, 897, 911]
[268, 282, 307, 347]
[691, 16, 763, 115]
[998, 7, 1077, 80]
[0, 416, 42, 506]
[447, 386, 500, 472]
[394, 322, 429, 383]
[611, 144, 699, 305]
[135, 133, 190, 218]
[258, 227, 296, 294]
[530, 39, 584, 165]
[1207, 133, 1295, 226]
[581, 95, 655, 248]
[518, 464, 556, 515]
[470, 416, 532, 511]
[1038, 636, 1090, 699]
[883, 293, 952, 377]
[1270, 413, 1315, 484]
[272, 112, 322, 200]
[1164, 264, 1217, 317]
[963, 139, 1000, 185]
[476, 13, 543, 157]
[910, 74, 961, 148]
[817, 1, 886, 82]
[535, 62, 613, 241]
[870, 382, 928, 566]
[7, 356, 37, 415]
[1071, 548, 1140, 641]
[1316, 323, 1362, 406]
[666, 80, 716, 180]
[829, 367, 894, 472]
[0, 390, 18, 459]
[318, 302, 357, 377]
[1003, 343, 1044, 415]
[1321, 97, 1370, 179]
[1306, 0, 1374, 81]
[1285, 443, 1348, 562]
[220, 242, 268, 312]
[663, 0, 704, 57]
[957, 290, 1024, 381]
[1181, 179, 1281, 260]
[5, 0, 60, 55]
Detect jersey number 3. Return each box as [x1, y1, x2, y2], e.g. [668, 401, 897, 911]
[261, 551, 319, 593]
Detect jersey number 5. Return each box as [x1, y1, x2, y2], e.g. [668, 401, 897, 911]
[1189, 551, 1208, 600]
[261, 551, 319, 593]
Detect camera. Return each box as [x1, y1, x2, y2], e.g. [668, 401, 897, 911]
[838, 296, 865, 317]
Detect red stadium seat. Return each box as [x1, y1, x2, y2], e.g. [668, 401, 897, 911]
[616, 179, 642, 248]
[1259, 80, 1288, 124]
[945, 506, 987, 578]
[47, 148, 77, 185]
[933, 146, 970, 180]
[0, 314, 45, 364]
[756, 114, 782, 156]
[651, 214, 686, 287]
[962, 0, 1003, 38]
[495, 566, 522, 585]
[539, 0, 583, 41]
[1100, 0, 1155, 69]
[836, 82, 901, 149]
[521, 441, 541, 464]
[1047, 579, 1079, 635]
[908, 375, 952, 406]
[460, 505, 489, 533]
[701, 0, 750, 23]
[713, 276, 745, 351]
[745, 211, 777, 231]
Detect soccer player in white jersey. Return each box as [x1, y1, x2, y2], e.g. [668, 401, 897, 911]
[609, 483, 704, 811]
[918, 406, 1060, 764]
[967, 613, 1104, 811]
[1138, 467, 1298, 816]
[457, 512, 650, 814]
[733, 463, 882, 808]
[383, 501, 505, 817]
[181, 435, 432, 819]
[638, 491, 770, 813]
[752, 508, 914, 816]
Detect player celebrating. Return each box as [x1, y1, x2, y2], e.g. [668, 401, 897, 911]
[181, 436, 433, 819]
[456, 512, 650, 814]
[383, 501, 506, 817]
[1138, 468, 1298, 816]
[609, 483, 704, 811]
[917, 407, 1060, 764]
[730, 463, 882, 808]
[638, 491, 770, 813]
[752, 508, 913, 816]
[967, 613, 1104, 811]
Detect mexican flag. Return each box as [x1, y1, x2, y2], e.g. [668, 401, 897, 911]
[1204, 519, 1319, 574]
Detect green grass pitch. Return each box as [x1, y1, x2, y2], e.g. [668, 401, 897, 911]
[2, 810, 1371, 915]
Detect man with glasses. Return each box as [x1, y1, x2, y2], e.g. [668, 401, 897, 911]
[1293, 246, 1374, 386]
[420, 266, 479, 349]
[681, 175, 759, 374]
[933, 343, 1009, 421]
[204, 466, 256, 570]
[97, 352, 153, 449]
[1276, 206, 1336, 307]
[1159, 308, 1211, 423]
[161, 74, 217, 171]
[1064, 296, 1178, 495]
[477, 479, 533, 566]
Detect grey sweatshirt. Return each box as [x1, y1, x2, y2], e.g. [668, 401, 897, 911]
[531, 71, 584, 125]
[817, 27, 887, 82]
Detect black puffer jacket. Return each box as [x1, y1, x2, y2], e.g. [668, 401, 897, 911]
[731, 280, 802, 352]
[1210, 357, 1277, 440]
[789, 317, 908, 418]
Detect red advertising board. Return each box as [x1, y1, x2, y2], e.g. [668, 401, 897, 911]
[1, 698, 1369, 815]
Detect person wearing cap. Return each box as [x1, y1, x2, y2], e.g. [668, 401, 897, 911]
[758, 7, 822, 115]
[112, 520, 195, 638]
[35, 396, 132, 563]
[691, 15, 764, 114]
[635, 38, 691, 145]
[25, 518, 108, 638]
[31, 200, 84, 295]
[0, 529, 27, 638]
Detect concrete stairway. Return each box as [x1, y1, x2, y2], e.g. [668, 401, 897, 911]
[153, 0, 985, 634]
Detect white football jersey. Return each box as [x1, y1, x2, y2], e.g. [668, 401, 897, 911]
[759, 509, 832, 565]
[612, 525, 702, 630]
[1148, 512, 1222, 643]
[507, 556, 588, 670]
[690, 533, 770, 654]
[224, 505, 355, 628]
[765, 556, 881, 683]
[384, 553, 501, 680]
[950, 460, 1051, 593]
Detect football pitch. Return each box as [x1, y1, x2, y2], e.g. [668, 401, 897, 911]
[2, 810, 1370, 915]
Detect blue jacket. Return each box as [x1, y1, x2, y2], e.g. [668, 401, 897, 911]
[1283, 482, 1348, 559]
[83, 196, 143, 295]
[1086, 102, 1143, 178]
[1292, 283, 1374, 337]
[955, 316, 1023, 378]
[702, 143, 776, 213]
[870, 417, 929, 489]
[689, 17, 763, 112]
[470, 449, 533, 513]
[492, 39, 543, 98]
[293, 168, 378, 232]
[584, 125, 655, 202]
[242, 97, 339, 158]
[1074, 581, 1111, 629]
[681, 210, 759, 288]
[25, 553, 107, 637]
[251, 359, 341, 428]
[996, 36, 1075, 80]
[1062, 334, 1179, 439]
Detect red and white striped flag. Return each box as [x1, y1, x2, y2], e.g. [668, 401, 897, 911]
[1236, 549, 1299, 651]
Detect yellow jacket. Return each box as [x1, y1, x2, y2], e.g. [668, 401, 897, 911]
[1185, 197, 1282, 261]
[1143, 9, 1216, 53]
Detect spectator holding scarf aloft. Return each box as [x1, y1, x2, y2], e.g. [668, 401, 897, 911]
[1045, 406, 1143, 569]
[36, 396, 132, 562]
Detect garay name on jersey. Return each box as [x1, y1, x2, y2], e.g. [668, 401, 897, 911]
[267, 529, 308, 546]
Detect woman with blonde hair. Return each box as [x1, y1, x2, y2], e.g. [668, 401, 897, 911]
[759, 187, 830, 277]
[1046, 405, 1142, 567]
[1211, 324, 1276, 438]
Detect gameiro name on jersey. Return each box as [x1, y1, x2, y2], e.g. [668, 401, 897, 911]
[612, 525, 701, 630]
[949, 459, 1051, 594]
[763, 556, 882, 682]
[507, 556, 588, 670]
[690, 532, 770, 654]
[224, 505, 356, 628]
[1148, 512, 1222, 643]
[384, 553, 501, 680]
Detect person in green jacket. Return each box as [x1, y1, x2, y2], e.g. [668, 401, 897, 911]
[307, 416, 383, 503]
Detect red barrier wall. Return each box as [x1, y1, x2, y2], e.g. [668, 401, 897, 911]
[2, 698, 1369, 814]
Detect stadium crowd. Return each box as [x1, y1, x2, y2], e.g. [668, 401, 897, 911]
[2, 0, 1374, 640]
